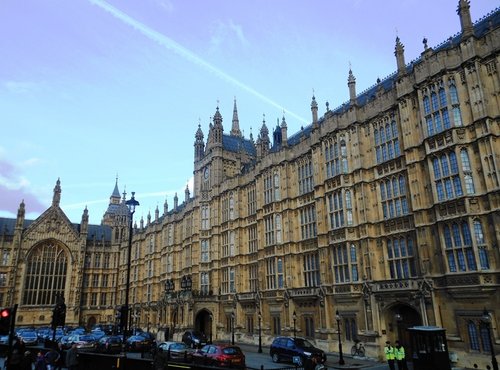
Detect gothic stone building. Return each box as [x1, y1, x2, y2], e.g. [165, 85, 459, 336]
[0, 1, 499, 368]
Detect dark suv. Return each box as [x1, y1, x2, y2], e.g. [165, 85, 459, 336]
[182, 330, 208, 348]
[270, 336, 326, 366]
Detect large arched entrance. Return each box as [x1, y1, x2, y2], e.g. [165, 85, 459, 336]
[195, 309, 213, 342]
[386, 303, 422, 360]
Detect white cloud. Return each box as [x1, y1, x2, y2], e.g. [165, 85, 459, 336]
[155, 0, 174, 13]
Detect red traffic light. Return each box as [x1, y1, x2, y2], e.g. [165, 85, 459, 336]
[0, 309, 10, 318]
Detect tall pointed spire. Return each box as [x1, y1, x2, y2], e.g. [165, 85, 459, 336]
[52, 178, 61, 207]
[311, 93, 318, 125]
[231, 98, 242, 137]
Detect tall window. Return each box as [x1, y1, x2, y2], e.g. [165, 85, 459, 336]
[201, 240, 210, 263]
[298, 158, 314, 194]
[432, 152, 463, 201]
[247, 185, 257, 216]
[167, 224, 174, 246]
[387, 236, 417, 279]
[443, 221, 479, 272]
[333, 244, 359, 283]
[422, 78, 462, 137]
[94, 253, 101, 268]
[249, 264, 259, 292]
[222, 267, 235, 294]
[266, 257, 284, 289]
[264, 215, 275, 246]
[299, 205, 317, 240]
[303, 253, 320, 287]
[200, 272, 210, 295]
[325, 137, 348, 178]
[264, 171, 280, 204]
[327, 189, 353, 229]
[246, 315, 254, 335]
[467, 320, 492, 353]
[248, 225, 258, 253]
[23, 243, 67, 305]
[201, 205, 210, 230]
[461, 149, 475, 194]
[1, 250, 9, 266]
[149, 236, 155, 254]
[380, 175, 409, 219]
[344, 318, 358, 341]
[222, 194, 230, 223]
[272, 316, 281, 335]
[474, 220, 490, 270]
[374, 117, 400, 164]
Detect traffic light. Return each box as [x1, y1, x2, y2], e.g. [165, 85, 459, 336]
[51, 302, 66, 328]
[0, 307, 12, 335]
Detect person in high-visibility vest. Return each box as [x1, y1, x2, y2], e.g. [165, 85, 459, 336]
[395, 340, 408, 370]
[384, 341, 396, 370]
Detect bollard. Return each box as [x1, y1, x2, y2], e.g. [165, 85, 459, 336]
[184, 350, 187, 362]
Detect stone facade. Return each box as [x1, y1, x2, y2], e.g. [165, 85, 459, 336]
[0, 2, 498, 368]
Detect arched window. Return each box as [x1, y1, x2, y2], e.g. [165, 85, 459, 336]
[439, 88, 447, 107]
[474, 220, 490, 270]
[423, 96, 430, 114]
[23, 242, 68, 305]
[461, 149, 475, 194]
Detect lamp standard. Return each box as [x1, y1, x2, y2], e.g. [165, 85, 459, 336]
[336, 310, 345, 365]
[165, 279, 174, 340]
[124, 192, 139, 341]
[481, 309, 499, 370]
[209, 313, 213, 344]
[292, 311, 297, 338]
[258, 311, 262, 353]
[231, 311, 235, 345]
[395, 312, 403, 342]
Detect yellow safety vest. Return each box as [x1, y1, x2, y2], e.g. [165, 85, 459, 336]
[395, 346, 405, 361]
[384, 346, 395, 361]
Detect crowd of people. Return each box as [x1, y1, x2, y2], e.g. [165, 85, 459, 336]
[4, 338, 78, 370]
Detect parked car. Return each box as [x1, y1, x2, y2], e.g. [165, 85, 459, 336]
[91, 329, 106, 340]
[0, 335, 9, 345]
[66, 334, 97, 351]
[181, 330, 207, 349]
[270, 336, 326, 366]
[125, 335, 154, 352]
[19, 330, 38, 345]
[95, 335, 123, 354]
[157, 341, 195, 362]
[192, 344, 245, 368]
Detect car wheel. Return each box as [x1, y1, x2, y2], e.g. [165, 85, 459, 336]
[272, 353, 280, 363]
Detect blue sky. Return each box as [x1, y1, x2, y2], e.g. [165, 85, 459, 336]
[0, 0, 496, 224]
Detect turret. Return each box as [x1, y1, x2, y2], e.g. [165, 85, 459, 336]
[194, 124, 205, 161]
[457, 0, 474, 39]
[16, 200, 25, 229]
[211, 105, 224, 146]
[185, 184, 190, 202]
[311, 94, 318, 125]
[147, 211, 151, 226]
[80, 207, 89, 235]
[348, 69, 357, 105]
[52, 178, 61, 207]
[257, 115, 270, 159]
[395, 37, 406, 76]
[155, 205, 159, 222]
[281, 114, 288, 147]
[273, 119, 282, 149]
[174, 192, 178, 210]
[163, 197, 168, 215]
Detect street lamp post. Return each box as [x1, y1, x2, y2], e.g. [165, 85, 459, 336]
[124, 192, 139, 341]
[258, 311, 262, 353]
[209, 313, 213, 344]
[481, 309, 499, 370]
[336, 310, 345, 365]
[165, 279, 174, 340]
[292, 311, 297, 338]
[231, 311, 235, 345]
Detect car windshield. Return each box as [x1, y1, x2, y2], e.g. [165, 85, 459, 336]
[222, 347, 242, 355]
[171, 343, 188, 350]
[295, 338, 315, 348]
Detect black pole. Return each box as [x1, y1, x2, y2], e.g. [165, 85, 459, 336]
[231, 312, 235, 345]
[124, 192, 139, 343]
[336, 311, 345, 365]
[486, 321, 499, 370]
[258, 312, 262, 353]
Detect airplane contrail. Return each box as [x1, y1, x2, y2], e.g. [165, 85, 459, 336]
[88, 0, 309, 124]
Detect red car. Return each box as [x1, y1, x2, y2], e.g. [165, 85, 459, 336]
[193, 344, 245, 368]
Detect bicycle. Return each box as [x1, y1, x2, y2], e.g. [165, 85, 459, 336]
[351, 340, 366, 357]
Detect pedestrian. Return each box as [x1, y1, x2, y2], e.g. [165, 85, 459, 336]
[6, 338, 24, 370]
[384, 341, 396, 370]
[34, 351, 47, 370]
[21, 350, 33, 370]
[54, 342, 64, 370]
[65, 343, 79, 370]
[44, 346, 60, 370]
[395, 340, 408, 370]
